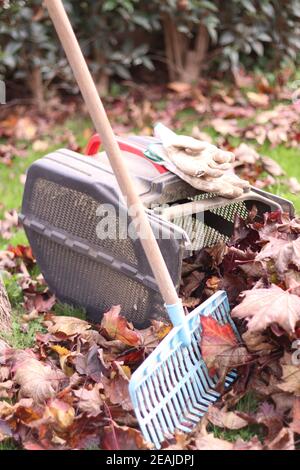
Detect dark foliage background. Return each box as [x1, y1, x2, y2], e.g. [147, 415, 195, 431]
[1, 0, 300, 104]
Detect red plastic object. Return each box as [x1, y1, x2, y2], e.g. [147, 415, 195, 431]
[85, 133, 168, 174]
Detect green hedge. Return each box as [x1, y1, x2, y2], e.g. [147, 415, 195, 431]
[1, 0, 299, 102]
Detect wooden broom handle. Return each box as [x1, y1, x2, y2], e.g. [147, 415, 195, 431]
[44, 0, 180, 307]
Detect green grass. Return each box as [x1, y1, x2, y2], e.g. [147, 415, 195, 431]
[2, 273, 24, 308]
[0, 118, 91, 250]
[0, 440, 20, 450]
[53, 302, 86, 320]
[258, 143, 300, 212]
[209, 392, 264, 443]
[1, 311, 45, 349]
[1, 267, 85, 350]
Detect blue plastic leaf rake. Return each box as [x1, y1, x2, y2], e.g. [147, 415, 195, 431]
[45, 0, 240, 450]
[129, 291, 239, 449]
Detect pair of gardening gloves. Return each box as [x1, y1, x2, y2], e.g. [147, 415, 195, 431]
[152, 123, 250, 198]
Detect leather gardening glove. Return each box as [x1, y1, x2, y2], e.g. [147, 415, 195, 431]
[154, 123, 235, 178]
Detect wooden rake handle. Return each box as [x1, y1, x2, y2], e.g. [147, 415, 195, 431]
[44, 0, 180, 308]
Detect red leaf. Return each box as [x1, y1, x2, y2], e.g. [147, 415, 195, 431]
[101, 305, 141, 347]
[200, 316, 248, 379]
[8, 245, 34, 263]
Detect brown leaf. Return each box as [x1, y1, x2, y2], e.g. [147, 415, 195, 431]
[271, 392, 294, 416]
[101, 305, 141, 347]
[74, 345, 105, 382]
[0, 380, 14, 398]
[46, 315, 91, 337]
[195, 433, 233, 450]
[266, 427, 294, 450]
[255, 402, 283, 440]
[232, 285, 300, 334]
[181, 271, 205, 297]
[0, 144, 27, 166]
[246, 91, 269, 108]
[288, 177, 300, 194]
[102, 363, 132, 411]
[242, 329, 276, 354]
[256, 236, 300, 274]
[102, 421, 153, 450]
[233, 68, 254, 88]
[0, 210, 19, 239]
[232, 437, 263, 450]
[211, 118, 239, 136]
[278, 365, 300, 394]
[32, 140, 49, 152]
[163, 431, 191, 450]
[15, 117, 37, 140]
[182, 296, 200, 308]
[261, 155, 284, 176]
[206, 242, 228, 267]
[290, 395, 300, 434]
[167, 82, 192, 94]
[14, 357, 66, 403]
[24, 294, 56, 314]
[207, 405, 248, 430]
[74, 384, 103, 417]
[233, 143, 260, 166]
[44, 398, 75, 430]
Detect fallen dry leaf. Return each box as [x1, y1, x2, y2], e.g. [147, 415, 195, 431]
[233, 143, 260, 166]
[101, 305, 141, 347]
[14, 357, 66, 403]
[44, 398, 75, 430]
[266, 427, 294, 450]
[246, 91, 269, 108]
[211, 118, 239, 136]
[102, 421, 153, 450]
[102, 363, 132, 411]
[74, 345, 104, 382]
[288, 177, 300, 194]
[167, 81, 192, 94]
[256, 236, 300, 274]
[74, 384, 103, 417]
[194, 432, 233, 450]
[261, 155, 284, 176]
[290, 396, 300, 434]
[207, 405, 248, 430]
[278, 365, 300, 394]
[46, 315, 91, 337]
[232, 285, 300, 334]
[32, 140, 49, 152]
[15, 117, 37, 140]
[200, 316, 249, 381]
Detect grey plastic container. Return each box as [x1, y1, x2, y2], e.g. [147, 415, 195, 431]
[20, 144, 293, 325]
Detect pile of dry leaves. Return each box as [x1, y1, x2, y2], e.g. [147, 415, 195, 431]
[0, 209, 299, 450]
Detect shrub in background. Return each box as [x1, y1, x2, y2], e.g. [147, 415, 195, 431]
[0, 0, 299, 101]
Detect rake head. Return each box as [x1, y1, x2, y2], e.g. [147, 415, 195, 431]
[129, 291, 239, 449]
